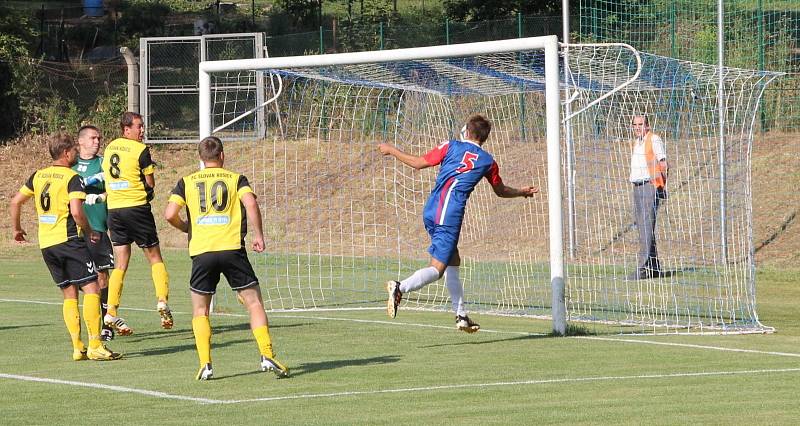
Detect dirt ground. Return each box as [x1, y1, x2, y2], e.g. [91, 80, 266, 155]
[0, 132, 797, 267]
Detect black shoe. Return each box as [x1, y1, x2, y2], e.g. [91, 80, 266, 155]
[456, 315, 480, 333]
[100, 327, 115, 342]
[386, 280, 402, 318]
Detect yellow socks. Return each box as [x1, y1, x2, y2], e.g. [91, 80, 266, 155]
[252, 325, 274, 358]
[151, 262, 169, 302]
[192, 316, 212, 366]
[83, 293, 102, 350]
[62, 299, 84, 351]
[107, 268, 126, 316]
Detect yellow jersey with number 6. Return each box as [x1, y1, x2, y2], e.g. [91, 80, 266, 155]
[102, 137, 155, 210]
[169, 167, 254, 256]
[19, 166, 86, 249]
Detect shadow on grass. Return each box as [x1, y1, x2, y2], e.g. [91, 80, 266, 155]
[419, 324, 599, 348]
[0, 323, 52, 331]
[419, 333, 550, 348]
[123, 338, 255, 358]
[217, 355, 402, 380]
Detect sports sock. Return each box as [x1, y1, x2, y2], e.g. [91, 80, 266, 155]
[100, 286, 109, 319]
[62, 298, 84, 351]
[83, 293, 102, 349]
[151, 262, 169, 302]
[400, 266, 440, 293]
[192, 316, 212, 366]
[107, 268, 126, 317]
[252, 325, 274, 358]
[444, 266, 466, 317]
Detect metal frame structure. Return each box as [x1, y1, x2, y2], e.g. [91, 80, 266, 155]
[140, 33, 266, 143]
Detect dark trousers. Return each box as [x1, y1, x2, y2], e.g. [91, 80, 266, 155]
[632, 182, 661, 272]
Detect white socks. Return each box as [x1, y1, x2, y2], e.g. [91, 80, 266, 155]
[399, 265, 466, 317]
[445, 266, 466, 317]
[400, 266, 440, 293]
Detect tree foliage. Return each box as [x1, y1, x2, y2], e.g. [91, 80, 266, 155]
[444, 0, 566, 22]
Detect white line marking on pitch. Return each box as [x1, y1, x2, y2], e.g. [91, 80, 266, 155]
[3, 368, 800, 405]
[3, 298, 800, 358]
[0, 373, 222, 404]
[577, 336, 800, 358]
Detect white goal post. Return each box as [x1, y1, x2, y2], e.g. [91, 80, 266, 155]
[197, 35, 778, 335]
[200, 36, 568, 334]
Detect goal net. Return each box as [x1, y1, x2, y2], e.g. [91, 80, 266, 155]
[199, 37, 780, 334]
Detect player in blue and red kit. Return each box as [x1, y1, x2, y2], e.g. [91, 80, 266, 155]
[378, 114, 539, 332]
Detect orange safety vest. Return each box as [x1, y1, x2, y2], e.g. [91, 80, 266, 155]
[633, 132, 666, 189]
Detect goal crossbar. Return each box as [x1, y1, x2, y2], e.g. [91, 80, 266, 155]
[199, 35, 567, 334]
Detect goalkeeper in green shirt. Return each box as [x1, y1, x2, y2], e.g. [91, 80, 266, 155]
[73, 125, 131, 340]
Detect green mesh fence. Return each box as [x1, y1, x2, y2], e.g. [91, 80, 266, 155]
[578, 0, 800, 131]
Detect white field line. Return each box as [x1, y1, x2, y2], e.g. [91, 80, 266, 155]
[0, 373, 222, 404]
[3, 368, 800, 405]
[2, 298, 799, 359]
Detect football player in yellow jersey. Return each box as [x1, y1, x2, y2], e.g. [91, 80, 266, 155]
[102, 112, 172, 332]
[165, 136, 288, 380]
[10, 132, 121, 361]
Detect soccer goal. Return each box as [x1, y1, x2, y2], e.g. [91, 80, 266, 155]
[198, 36, 780, 334]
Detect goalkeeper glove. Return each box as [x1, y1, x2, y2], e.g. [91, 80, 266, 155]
[84, 172, 105, 186]
[85, 194, 106, 205]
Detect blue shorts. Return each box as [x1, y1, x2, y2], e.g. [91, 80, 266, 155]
[424, 218, 461, 264]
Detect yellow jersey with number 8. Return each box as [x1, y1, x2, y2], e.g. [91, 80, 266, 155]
[102, 137, 155, 210]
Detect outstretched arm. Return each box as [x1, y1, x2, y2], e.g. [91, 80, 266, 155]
[10, 191, 31, 243]
[378, 143, 432, 170]
[491, 182, 539, 198]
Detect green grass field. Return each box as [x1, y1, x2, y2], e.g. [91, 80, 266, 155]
[1, 246, 799, 424]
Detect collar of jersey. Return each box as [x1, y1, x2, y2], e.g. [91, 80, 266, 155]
[458, 139, 482, 148]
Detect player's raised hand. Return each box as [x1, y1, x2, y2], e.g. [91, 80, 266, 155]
[252, 235, 265, 253]
[521, 186, 539, 198]
[378, 143, 395, 156]
[13, 229, 27, 244]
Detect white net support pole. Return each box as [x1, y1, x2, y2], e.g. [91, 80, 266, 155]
[199, 36, 567, 334]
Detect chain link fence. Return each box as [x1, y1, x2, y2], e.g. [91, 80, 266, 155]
[578, 0, 800, 132]
[12, 2, 797, 140]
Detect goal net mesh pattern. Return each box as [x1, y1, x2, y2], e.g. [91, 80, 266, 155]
[206, 45, 780, 333]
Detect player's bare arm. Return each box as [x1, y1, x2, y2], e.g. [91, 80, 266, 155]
[69, 198, 101, 243]
[378, 143, 432, 170]
[164, 202, 189, 233]
[241, 192, 265, 253]
[491, 182, 539, 198]
[144, 173, 155, 189]
[10, 191, 31, 243]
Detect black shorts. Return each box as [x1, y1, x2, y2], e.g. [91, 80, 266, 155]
[190, 248, 258, 295]
[85, 231, 114, 271]
[107, 204, 159, 248]
[41, 238, 98, 288]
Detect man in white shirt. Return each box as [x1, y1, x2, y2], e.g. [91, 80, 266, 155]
[628, 115, 669, 280]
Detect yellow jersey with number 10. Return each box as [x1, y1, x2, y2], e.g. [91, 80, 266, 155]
[102, 137, 155, 210]
[169, 167, 254, 256]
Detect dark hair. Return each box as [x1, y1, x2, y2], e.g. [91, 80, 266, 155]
[466, 114, 491, 143]
[633, 115, 650, 126]
[48, 132, 76, 160]
[198, 136, 223, 161]
[120, 111, 143, 132]
[77, 124, 100, 139]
